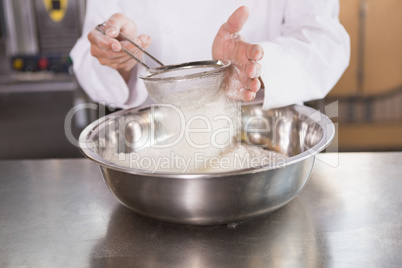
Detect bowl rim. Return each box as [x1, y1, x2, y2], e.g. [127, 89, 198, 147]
[138, 60, 231, 82]
[78, 103, 335, 179]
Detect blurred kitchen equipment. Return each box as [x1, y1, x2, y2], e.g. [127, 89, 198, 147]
[79, 103, 335, 225]
[0, 0, 89, 160]
[96, 23, 231, 106]
[0, 0, 85, 74]
[325, 0, 402, 151]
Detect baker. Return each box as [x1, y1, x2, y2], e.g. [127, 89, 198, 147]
[70, 0, 350, 110]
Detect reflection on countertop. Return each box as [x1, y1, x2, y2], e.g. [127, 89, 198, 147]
[90, 199, 322, 268]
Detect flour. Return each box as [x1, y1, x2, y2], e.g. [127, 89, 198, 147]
[104, 76, 287, 173]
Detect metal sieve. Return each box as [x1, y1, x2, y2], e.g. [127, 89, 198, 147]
[96, 24, 231, 106]
[138, 60, 231, 106]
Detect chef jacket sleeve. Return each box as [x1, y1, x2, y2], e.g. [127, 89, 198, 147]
[70, 0, 148, 108]
[260, 0, 350, 110]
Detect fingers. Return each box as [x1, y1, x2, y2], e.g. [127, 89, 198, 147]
[228, 88, 257, 102]
[215, 6, 249, 42]
[90, 44, 123, 60]
[88, 28, 121, 51]
[89, 32, 152, 71]
[241, 63, 261, 101]
[233, 43, 263, 96]
[241, 66, 260, 100]
[224, 6, 249, 35]
[225, 63, 261, 102]
[246, 43, 264, 61]
[244, 61, 261, 79]
[243, 77, 261, 93]
[239, 60, 261, 94]
[241, 89, 257, 102]
[136, 34, 152, 51]
[231, 39, 264, 64]
[104, 13, 137, 39]
[89, 29, 124, 60]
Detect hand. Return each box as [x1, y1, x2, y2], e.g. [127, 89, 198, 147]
[212, 6, 264, 101]
[87, 13, 152, 81]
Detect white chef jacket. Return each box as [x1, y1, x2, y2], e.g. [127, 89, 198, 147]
[70, 0, 350, 110]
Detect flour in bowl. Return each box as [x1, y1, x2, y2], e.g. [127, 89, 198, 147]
[104, 86, 287, 173]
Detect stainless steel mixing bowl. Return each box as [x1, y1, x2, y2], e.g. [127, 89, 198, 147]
[79, 103, 334, 225]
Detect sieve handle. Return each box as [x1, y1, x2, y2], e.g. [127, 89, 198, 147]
[96, 23, 164, 70]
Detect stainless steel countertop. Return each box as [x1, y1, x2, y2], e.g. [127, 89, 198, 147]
[0, 153, 401, 267]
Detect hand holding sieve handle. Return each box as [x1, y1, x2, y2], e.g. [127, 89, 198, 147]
[96, 23, 164, 70]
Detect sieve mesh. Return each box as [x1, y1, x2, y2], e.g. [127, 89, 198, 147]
[139, 60, 231, 107]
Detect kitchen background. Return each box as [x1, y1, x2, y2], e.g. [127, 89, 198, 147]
[0, 0, 401, 160]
